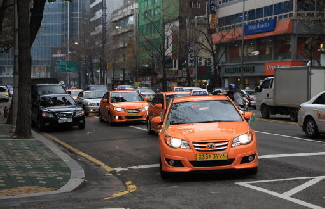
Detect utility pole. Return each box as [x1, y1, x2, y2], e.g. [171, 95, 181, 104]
[240, 0, 245, 89]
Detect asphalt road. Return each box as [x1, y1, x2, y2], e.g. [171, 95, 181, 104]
[1, 109, 325, 209]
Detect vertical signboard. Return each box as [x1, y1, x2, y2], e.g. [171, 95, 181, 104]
[209, 0, 217, 29]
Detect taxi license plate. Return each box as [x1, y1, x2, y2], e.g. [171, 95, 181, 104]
[58, 118, 72, 123]
[128, 113, 140, 116]
[196, 153, 228, 161]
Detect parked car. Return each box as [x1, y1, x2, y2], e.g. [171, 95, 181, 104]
[298, 91, 325, 138]
[150, 94, 258, 179]
[75, 90, 105, 116]
[31, 94, 85, 131]
[84, 85, 108, 92]
[66, 88, 83, 100]
[99, 90, 149, 125]
[0, 85, 9, 102]
[136, 88, 156, 101]
[147, 91, 191, 134]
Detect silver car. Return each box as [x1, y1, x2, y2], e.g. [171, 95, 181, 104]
[75, 90, 105, 116]
[0, 85, 9, 102]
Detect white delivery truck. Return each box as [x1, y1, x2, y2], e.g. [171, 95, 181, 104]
[256, 66, 325, 121]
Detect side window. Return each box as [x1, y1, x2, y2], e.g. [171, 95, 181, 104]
[78, 92, 83, 98]
[261, 79, 272, 89]
[102, 93, 108, 99]
[313, 93, 325, 104]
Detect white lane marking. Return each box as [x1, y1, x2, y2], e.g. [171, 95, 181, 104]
[129, 125, 147, 131]
[236, 176, 325, 209]
[255, 131, 321, 143]
[113, 152, 325, 172]
[259, 152, 325, 159]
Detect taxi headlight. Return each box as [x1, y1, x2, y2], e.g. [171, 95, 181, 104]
[75, 110, 85, 117]
[142, 106, 148, 111]
[42, 112, 54, 118]
[232, 133, 252, 147]
[114, 107, 125, 112]
[166, 137, 190, 149]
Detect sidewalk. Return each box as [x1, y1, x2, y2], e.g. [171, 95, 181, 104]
[0, 106, 85, 199]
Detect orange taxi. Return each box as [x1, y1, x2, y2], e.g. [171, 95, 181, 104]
[150, 94, 258, 179]
[99, 90, 149, 125]
[147, 91, 191, 134]
[66, 88, 83, 100]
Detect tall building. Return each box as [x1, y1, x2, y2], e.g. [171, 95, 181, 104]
[0, 0, 89, 87]
[211, 0, 325, 89]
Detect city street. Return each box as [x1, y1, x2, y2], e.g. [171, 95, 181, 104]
[1, 109, 324, 209]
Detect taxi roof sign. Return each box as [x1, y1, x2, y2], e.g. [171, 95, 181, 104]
[172, 87, 185, 91]
[191, 89, 209, 96]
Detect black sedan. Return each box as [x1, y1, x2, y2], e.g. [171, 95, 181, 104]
[32, 94, 85, 131]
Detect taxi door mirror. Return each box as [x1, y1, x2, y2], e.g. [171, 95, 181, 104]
[144, 97, 149, 101]
[154, 103, 163, 109]
[151, 116, 163, 125]
[102, 99, 108, 103]
[244, 111, 252, 120]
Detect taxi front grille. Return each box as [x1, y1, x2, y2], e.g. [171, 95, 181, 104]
[193, 141, 228, 152]
[127, 109, 140, 113]
[55, 112, 74, 118]
[190, 159, 234, 167]
[125, 116, 143, 119]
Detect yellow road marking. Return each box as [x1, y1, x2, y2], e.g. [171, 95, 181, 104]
[256, 118, 298, 125]
[43, 133, 137, 199]
[104, 181, 137, 200]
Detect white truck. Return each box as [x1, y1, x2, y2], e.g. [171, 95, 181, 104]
[256, 66, 325, 121]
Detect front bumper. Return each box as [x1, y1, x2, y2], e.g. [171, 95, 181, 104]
[111, 111, 147, 123]
[84, 106, 99, 113]
[42, 116, 85, 128]
[159, 140, 258, 173]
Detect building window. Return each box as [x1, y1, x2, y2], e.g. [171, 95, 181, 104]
[190, 1, 200, 9]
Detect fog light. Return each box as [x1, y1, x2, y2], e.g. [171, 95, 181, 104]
[248, 155, 255, 162]
[165, 158, 184, 167]
[168, 159, 175, 166]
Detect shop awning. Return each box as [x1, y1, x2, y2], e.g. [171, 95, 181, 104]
[212, 19, 292, 44]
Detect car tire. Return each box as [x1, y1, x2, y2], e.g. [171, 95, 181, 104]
[83, 105, 89, 116]
[160, 160, 172, 180]
[304, 117, 319, 138]
[78, 122, 85, 129]
[99, 111, 104, 122]
[289, 109, 298, 122]
[37, 118, 45, 132]
[147, 119, 155, 134]
[261, 104, 270, 119]
[107, 112, 115, 126]
[245, 167, 258, 175]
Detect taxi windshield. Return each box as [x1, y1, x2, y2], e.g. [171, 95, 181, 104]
[111, 92, 144, 103]
[40, 96, 75, 107]
[167, 100, 243, 124]
[84, 91, 105, 99]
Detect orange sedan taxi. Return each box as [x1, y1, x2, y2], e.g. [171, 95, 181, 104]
[99, 90, 149, 125]
[151, 95, 258, 179]
[147, 91, 191, 134]
[66, 88, 83, 100]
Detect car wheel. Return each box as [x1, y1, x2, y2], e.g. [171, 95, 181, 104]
[78, 122, 85, 129]
[261, 104, 270, 119]
[289, 109, 298, 122]
[37, 118, 45, 132]
[147, 119, 155, 134]
[245, 167, 258, 175]
[83, 105, 89, 116]
[99, 111, 104, 122]
[304, 117, 319, 138]
[107, 112, 115, 126]
[160, 160, 172, 180]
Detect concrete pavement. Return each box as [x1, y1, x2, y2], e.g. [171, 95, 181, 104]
[0, 103, 85, 199]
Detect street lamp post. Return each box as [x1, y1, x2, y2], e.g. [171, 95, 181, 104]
[240, 0, 245, 89]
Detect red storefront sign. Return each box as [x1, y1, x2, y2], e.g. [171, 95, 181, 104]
[264, 61, 304, 75]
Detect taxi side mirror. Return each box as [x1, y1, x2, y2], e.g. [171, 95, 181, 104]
[244, 111, 252, 120]
[151, 116, 163, 125]
[101, 99, 108, 103]
[144, 97, 149, 101]
[154, 103, 163, 109]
